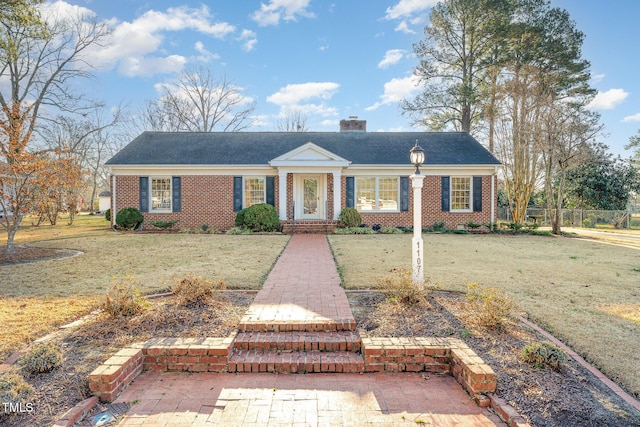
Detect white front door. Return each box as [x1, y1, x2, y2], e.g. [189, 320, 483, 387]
[296, 175, 325, 219]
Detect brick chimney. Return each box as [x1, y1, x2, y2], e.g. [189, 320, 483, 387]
[339, 116, 366, 132]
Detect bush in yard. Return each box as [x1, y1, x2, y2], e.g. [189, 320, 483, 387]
[0, 367, 34, 417]
[379, 226, 403, 234]
[376, 269, 424, 305]
[19, 342, 63, 374]
[235, 203, 280, 232]
[115, 207, 143, 230]
[103, 272, 149, 317]
[463, 283, 515, 331]
[170, 273, 226, 306]
[148, 220, 179, 230]
[521, 341, 567, 370]
[104, 208, 111, 222]
[337, 207, 361, 228]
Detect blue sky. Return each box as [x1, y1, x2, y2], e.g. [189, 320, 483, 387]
[53, 0, 639, 157]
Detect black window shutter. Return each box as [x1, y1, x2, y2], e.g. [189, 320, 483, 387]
[139, 177, 149, 212]
[266, 176, 275, 206]
[400, 176, 409, 212]
[441, 176, 450, 212]
[345, 177, 355, 208]
[172, 176, 181, 212]
[233, 176, 243, 212]
[473, 176, 482, 212]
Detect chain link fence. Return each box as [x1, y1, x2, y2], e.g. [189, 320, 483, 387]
[498, 207, 640, 230]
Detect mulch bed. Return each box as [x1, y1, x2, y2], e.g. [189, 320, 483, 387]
[0, 246, 80, 266]
[348, 291, 640, 427]
[1, 280, 639, 425]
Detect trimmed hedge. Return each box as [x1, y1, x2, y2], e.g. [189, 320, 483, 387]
[116, 207, 143, 230]
[235, 203, 280, 232]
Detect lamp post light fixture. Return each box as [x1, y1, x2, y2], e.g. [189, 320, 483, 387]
[410, 140, 426, 285]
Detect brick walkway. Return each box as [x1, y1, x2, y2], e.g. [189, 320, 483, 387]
[114, 235, 505, 426]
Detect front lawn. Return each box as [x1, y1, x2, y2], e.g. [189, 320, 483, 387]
[329, 233, 640, 399]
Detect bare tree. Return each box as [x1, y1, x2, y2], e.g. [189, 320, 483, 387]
[276, 109, 309, 132]
[540, 103, 601, 234]
[37, 107, 123, 220]
[0, 0, 110, 251]
[133, 66, 256, 133]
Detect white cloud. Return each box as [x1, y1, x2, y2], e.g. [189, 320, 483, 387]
[587, 88, 629, 110]
[591, 73, 606, 84]
[251, 0, 315, 26]
[366, 75, 420, 111]
[81, 4, 236, 76]
[622, 113, 640, 123]
[267, 82, 340, 106]
[385, 0, 438, 20]
[378, 49, 405, 69]
[267, 82, 340, 120]
[394, 21, 415, 34]
[385, 0, 436, 34]
[238, 29, 258, 52]
[194, 41, 220, 62]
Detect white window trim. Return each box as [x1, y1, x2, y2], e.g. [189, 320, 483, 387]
[150, 176, 172, 213]
[355, 176, 400, 213]
[243, 176, 267, 209]
[450, 176, 473, 213]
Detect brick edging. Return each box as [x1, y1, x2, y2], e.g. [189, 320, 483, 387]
[50, 396, 98, 427]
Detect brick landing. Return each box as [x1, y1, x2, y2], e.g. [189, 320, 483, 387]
[115, 371, 504, 426]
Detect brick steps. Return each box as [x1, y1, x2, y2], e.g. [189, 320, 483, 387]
[233, 331, 361, 352]
[281, 221, 338, 234]
[238, 319, 358, 332]
[228, 350, 365, 373]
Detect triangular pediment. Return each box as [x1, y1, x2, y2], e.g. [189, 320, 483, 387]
[270, 142, 351, 167]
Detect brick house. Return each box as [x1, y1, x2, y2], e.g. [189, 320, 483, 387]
[105, 119, 501, 232]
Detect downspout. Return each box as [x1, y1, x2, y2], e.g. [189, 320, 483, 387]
[111, 174, 117, 230]
[491, 167, 497, 225]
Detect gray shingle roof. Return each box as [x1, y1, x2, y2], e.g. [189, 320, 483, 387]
[105, 131, 500, 166]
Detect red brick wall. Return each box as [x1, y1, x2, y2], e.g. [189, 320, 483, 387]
[341, 175, 495, 229]
[113, 173, 495, 231]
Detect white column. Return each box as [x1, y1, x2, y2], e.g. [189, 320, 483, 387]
[411, 174, 425, 285]
[332, 171, 342, 220]
[278, 170, 288, 220]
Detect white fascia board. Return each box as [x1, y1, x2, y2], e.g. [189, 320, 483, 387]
[269, 142, 351, 168]
[345, 164, 499, 175]
[109, 164, 277, 176]
[270, 159, 351, 168]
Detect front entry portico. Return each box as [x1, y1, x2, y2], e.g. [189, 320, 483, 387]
[270, 142, 351, 222]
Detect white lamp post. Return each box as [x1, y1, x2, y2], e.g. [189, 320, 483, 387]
[409, 140, 425, 285]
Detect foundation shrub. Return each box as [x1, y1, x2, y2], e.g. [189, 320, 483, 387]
[235, 203, 280, 232]
[104, 208, 111, 222]
[376, 268, 424, 305]
[103, 272, 149, 317]
[19, 342, 63, 374]
[521, 341, 567, 370]
[464, 283, 515, 331]
[379, 226, 404, 234]
[337, 207, 361, 228]
[115, 207, 143, 230]
[148, 220, 178, 230]
[334, 226, 374, 235]
[170, 273, 226, 306]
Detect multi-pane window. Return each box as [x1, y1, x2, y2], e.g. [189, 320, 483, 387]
[151, 177, 172, 212]
[356, 177, 399, 211]
[244, 177, 265, 208]
[450, 177, 471, 211]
